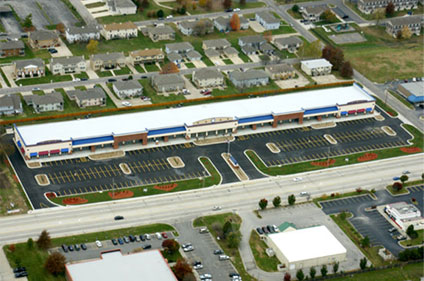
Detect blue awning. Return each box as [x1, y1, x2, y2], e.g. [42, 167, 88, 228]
[61, 148, 69, 153]
[17, 140, 21, 147]
[366, 107, 373, 112]
[148, 126, 186, 136]
[30, 152, 37, 157]
[72, 136, 114, 146]
[407, 95, 424, 103]
[304, 106, 338, 115]
[238, 115, 273, 124]
[341, 111, 348, 116]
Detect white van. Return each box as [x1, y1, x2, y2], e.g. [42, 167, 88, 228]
[156, 232, 162, 240]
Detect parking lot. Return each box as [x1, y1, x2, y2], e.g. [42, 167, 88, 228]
[321, 187, 424, 255]
[329, 33, 367, 44]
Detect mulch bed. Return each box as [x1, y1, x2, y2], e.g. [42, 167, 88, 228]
[62, 197, 88, 205]
[357, 153, 378, 162]
[311, 159, 336, 167]
[45, 192, 56, 199]
[108, 190, 134, 199]
[400, 147, 422, 153]
[154, 183, 178, 192]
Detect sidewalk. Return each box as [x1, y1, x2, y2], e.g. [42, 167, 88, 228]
[0, 245, 20, 281]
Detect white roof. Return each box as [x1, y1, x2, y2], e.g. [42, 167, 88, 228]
[269, 225, 346, 263]
[66, 250, 177, 281]
[16, 84, 374, 145]
[301, 59, 332, 69]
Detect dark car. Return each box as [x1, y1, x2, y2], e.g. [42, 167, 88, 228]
[68, 245, 74, 251]
[61, 244, 68, 253]
[229, 273, 240, 277]
[140, 234, 145, 241]
[262, 226, 269, 234]
[214, 249, 223, 255]
[81, 243, 87, 250]
[74, 244, 80, 251]
[114, 215, 124, 220]
[81, 78, 88, 81]
[267, 225, 274, 233]
[342, 15, 349, 19]
[123, 236, 130, 243]
[108, 78, 117, 83]
[118, 238, 124, 245]
[15, 271, 28, 278]
[142, 244, 152, 249]
[256, 227, 264, 235]
[141, 75, 147, 78]
[48, 48, 57, 54]
[13, 267, 26, 273]
[226, 8, 233, 12]
[129, 235, 136, 242]
[112, 238, 118, 245]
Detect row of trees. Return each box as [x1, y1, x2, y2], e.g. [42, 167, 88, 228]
[211, 219, 242, 248]
[321, 45, 353, 78]
[258, 194, 296, 210]
[283, 262, 340, 280]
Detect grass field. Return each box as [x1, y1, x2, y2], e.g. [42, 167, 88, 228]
[400, 230, 424, 247]
[3, 223, 175, 281]
[113, 66, 131, 75]
[16, 69, 72, 86]
[249, 231, 280, 272]
[388, 90, 414, 109]
[0, 160, 30, 215]
[138, 79, 186, 104]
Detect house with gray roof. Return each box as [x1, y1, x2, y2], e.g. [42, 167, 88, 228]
[50, 56, 86, 75]
[113, 80, 143, 99]
[265, 63, 295, 80]
[259, 42, 276, 55]
[0, 6, 12, 15]
[165, 42, 194, 54]
[0, 40, 25, 58]
[192, 68, 224, 88]
[28, 30, 59, 49]
[358, 0, 418, 14]
[109, 0, 137, 15]
[147, 26, 175, 42]
[65, 25, 101, 43]
[301, 5, 328, 22]
[273, 36, 303, 52]
[90, 52, 126, 71]
[14, 58, 45, 79]
[238, 35, 266, 48]
[385, 16, 421, 38]
[24, 91, 64, 113]
[186, 50, 202, 61]
[256, 11, 280, 30]
[178, 19, 213, 36]
[229, 69, 270, 88]
[214, 16, 249, 32]
[202, 39, 231, 51]
[223, 46, 238, 57]
[151, 74, 185, 92]
[167, 53, 183, 65]
[67, 88, 107, 108]
[0, 94, 22, 115]
[241, 45, 257, 55]
[205, 48, 220, 59]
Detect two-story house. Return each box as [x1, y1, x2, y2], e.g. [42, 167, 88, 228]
[0, 40, 25, 57]
[24, 91, 64, 113]
[147, 26, 175, 42]
[90, 52, 126, 71]
[301, 59, 333, 76]
[214, 16, 249, 32]
[65, 25, 101, 43]
[192, 68, 224, 88]
[256, 11, 281, 30]
[301, 5, 328, 22]
[129, 49, 164, 65]
[273, 36, 303, 53]
[14, 58, 45, 79]
[0, 94, 22, 115]
[151, 74, 185, 92]
[265, 63, 296, 80]
[178, 19, 214, 36]
[113, 80, 143, 98]
[385, 16, 421, 37]
[165, 42, 194, 55]
[50, 56, 86, 75]
[202, 39, 231, 51]
[101, 22, 138, 40]
[238, 35, 266, 55]
[229, 69, 270, 88]
[67, 88, 107, 108]
[358, 0, 418, 14]
[28, 30, 60, 49]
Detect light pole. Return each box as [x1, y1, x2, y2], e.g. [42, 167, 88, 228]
[227, 140, 231, 155]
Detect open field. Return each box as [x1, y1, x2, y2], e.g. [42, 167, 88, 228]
[249, 231, 279, 272]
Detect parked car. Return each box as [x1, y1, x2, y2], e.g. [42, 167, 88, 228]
[402, 170, 410, 174]
[14, 271, 28, 278]
[229, 273, 240, 277]
[74, 244, 80, 251]
[111, 238, 118, 245]
[388, 227, 397, 233]
[214, 249, 223, 255]
[212, 205, 221, 211]
[48, 48, 57, 54]
[226, 8, 233, 12]
[272, 225, 278, 232]
[200, 274, 212, 280]
[81, 78, 88, 81]
[293, 177, 303, 182]
[140, 234, 146, 241]
[166, 15, 173, 19]
[95, 240, 102, 247]
[32, 87, 40, 91]
[114, 215, 124, 220]
[81, 243, 87, 250]
[68, 245, 74, 251]
[182, 243, 192, 248]
[267, 225, 274, 233]
[142, 244, 152, 249]
[161, 232, 168, 239]
[183, 245, 194, 252]
[342, 15, 349, 19]
[61, 244, 68, 253]
[199, 227, 209, 233]
[193, 262, 203, 270]
[13, 267, 26, 273]
[300, 191, 309, 196]
[117, 238, 124, 245]
[262, 226, 269, 234]
[256, 227, 264, 235]
[219, 255, 230, 260]
[129, 235, 136, 242]
[121, 101, 132, 107]
[234, 8, 240, 12]
[123, 236, 130, 243]
[145, 234, 151, 240]
[107, 78, 117, 82]
[393, 176, 401, 181]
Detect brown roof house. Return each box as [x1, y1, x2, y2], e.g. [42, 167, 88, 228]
[101, 22, 138, 40]
[28, 30, 59, 49]
[129, 49, 165, 65]
[0, 40, 25, 57]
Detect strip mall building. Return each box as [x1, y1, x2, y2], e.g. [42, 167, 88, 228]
[14, 84, 375, 160]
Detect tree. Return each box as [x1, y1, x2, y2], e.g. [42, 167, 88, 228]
[240, 0, 246, 6]
[359, 257, 367, 270]
[206, 0, 213, 11]
[361, 236, 370, 248]
[259, 198, 268, 210]
[199, 0, 207, 6]
[320, 265, 328, 277]
[23, 14, 33, 28]
[227, 231, 241, 248]
[223, 0, 232, 9]
[157, 9, 164, 18]
[400, 175, 409, 183]
[400, 26, 412, 39]
[230, 13, 240, 31]
[272, 196, 281, 208]
[288, 194, 296, 205]
[162, 239, 180, 254]
[320, 9, 338, 23]
[27, 238, 34, 249]
[339, 211, 347, 221]
[178, 6, 186, 15]
[292, 4, 300, 13]
[45, 252, 66, 275]
[333, 262, 339, 273]
[161, 62, 180, 74]
[340, 61, 353, 78]
[86, 39, 98, 54]
[422, 173, 424, 180]
[0, 138, 15, 160]
[406, 225, 418, 239]
[309, 267, 316, 278]
[296, 269, 305, 281]
[392, 182, 403, 192]
[142, 0, 150, 8]
[284, 272, 291, 281]
[8, 244, 15, 252]
[172, 259, 192, 280]
[321, 45, 344, 70]
[299, 40, 322, 58]
[182, 272, 196, 281]
[385, 2, 395, 17]
[263, 31, 272, 42]
[193, 20, 213, 36]
[374, 8, 385, 24]
[56, 23, 65, 33]
[223, 221, 233, 238]
[212, 222, 224, 238]
[37, 230, 51, 250]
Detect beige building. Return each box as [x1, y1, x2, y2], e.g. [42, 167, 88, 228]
[50, 56, 86, 75]
[67, 88, 107, 108]
[301, 59, 332, 76]
[28, 30, 59, 49]
[101, 22, 138, 40]
[265, 63, 295, 80]
[14, 58, 45, 79]
[90, 52, 126, 71]
[192, 68, 224, 88]
[385, 16, 421, 38]
[147, 26, 175, 42]
[130, 49, 164, 65]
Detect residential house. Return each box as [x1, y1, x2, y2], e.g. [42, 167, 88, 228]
[28, 30, 59, 49]
[192, 68, 224, 88]
[385, 16, 421, 38]
[151, 74, 185, 92]
[202, 39, 231, 50]
[50, 56, 86, 75]
[229, 69, 269, 88]
[101, 22, 138, 40]
[223, 46, 238, 58]
[265, 63, 295, 80]
[358, 0, 418, 14]
[167, 53, 183, 65]
[65, 25, 101, 43]
[241, 45, 257, 55]
[0, 94, 22, 115]
[301, 59, 332, 76]
[129, 49, 164, 65]
[238, 35, 266, 49]
[273, 36, 303, 52]
[301, 5, 328, 22]
[178, 19, 214, 36]
[186, 50, 202, 61]
[214, 16, 249, 32]
[67, 88, 107, 108]
[256, 11, 280, 30]
[24, 91, 64, 113]
[113, 80, 143, 98]
[259, 42, 276, 55]
[14, 58, 45, 79]
[147, 26, 175, 42]
[90, 52, 126, 71]
[165, 42, 194, 55]
[0, 40, 25, 57]
[0, 6, 12, 15]
[204, 48, 220, 59]
[106, 0, 137, 15]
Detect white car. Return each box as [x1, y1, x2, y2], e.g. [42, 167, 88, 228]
[293, 177, 303, 182]
[234, 8, 240, 11]
[95, 240, 102, 248]
[121, 101, 132, 107]
[300, 191, 309, 196]
[166, 15, 173, 19]
[72, 78, 80, 82]
[212, 205, 221, 211]
[219, 254, 230, 260]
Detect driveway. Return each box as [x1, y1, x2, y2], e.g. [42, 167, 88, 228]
[192, 60, 206, 68]
[50, 38, 73, 57]
[274, 70, 309, 89]
[1, 65, 17, 88]
[249, 21, 266, 33]
[312, 74, 346, 85]
[229, 56, 244, 65]
[248, 54, 261, 62]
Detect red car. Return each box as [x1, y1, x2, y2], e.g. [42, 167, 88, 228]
[161, 232, 168, 239]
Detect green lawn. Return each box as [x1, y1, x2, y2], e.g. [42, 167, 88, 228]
[166, 1, 265, 15]
[95, 70, 112, 77]
[271, 25, 297, 35]
[400, 230, 424, 247]
[373, 95, 398, 116]
[113, 66, 131, 75]
[144, 63, 160, 72]
[16, 69, 72, 86]
[73, 72, 89, 80]
[193, 213, 255, 281]
[388, 90, 414, 109]
[287, 9, 303, 19]
[222, 58, 233, 65]
[184, 62, 195, 68]
[134, 64, 146, 73]
[3, 223, 176, 281]
[138, 79, 186, 104]
[50, 157, 221, 206]
[249, 231, 280, 272]
[85, 2, 106, 8]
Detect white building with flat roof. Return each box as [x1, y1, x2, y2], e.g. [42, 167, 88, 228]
[265, 225, 347, 270]
[385, 202, 424, 230]
[65, 250, 177, 281]
[301, 59, 333, 76]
